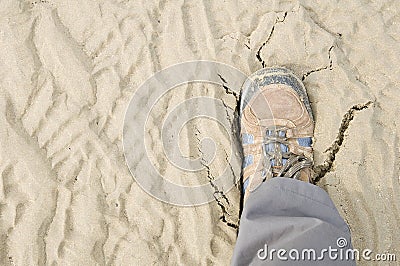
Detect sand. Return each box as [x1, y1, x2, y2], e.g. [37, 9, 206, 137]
[0, 0, 399, 265]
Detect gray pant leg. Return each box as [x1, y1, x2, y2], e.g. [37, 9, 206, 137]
[231, 178, 355, 266]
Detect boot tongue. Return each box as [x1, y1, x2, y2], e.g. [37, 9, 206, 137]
[265, 128, 288, 169]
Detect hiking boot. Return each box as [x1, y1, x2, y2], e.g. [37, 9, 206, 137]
[240, 67, 315, 202]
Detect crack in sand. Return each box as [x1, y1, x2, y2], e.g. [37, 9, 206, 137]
[313, 101, 373, 183]
[195, 127, 238, 229]
[192, 75, 242, 229]
[301, 5, 343, 38]
[217, 74, 240, 102]
[256, 12, 288, 68]
[302, 45, 334, 81]
[217, 74, 243, 228]
[202, 154, 238, 229]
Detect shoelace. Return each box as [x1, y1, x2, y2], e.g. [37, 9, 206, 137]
[262, 127, 313, 180]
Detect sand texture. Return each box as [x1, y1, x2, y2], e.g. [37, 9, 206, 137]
[0, 0, 399, 265]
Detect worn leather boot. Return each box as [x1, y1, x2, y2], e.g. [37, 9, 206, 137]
[240, 67, 315, 203]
